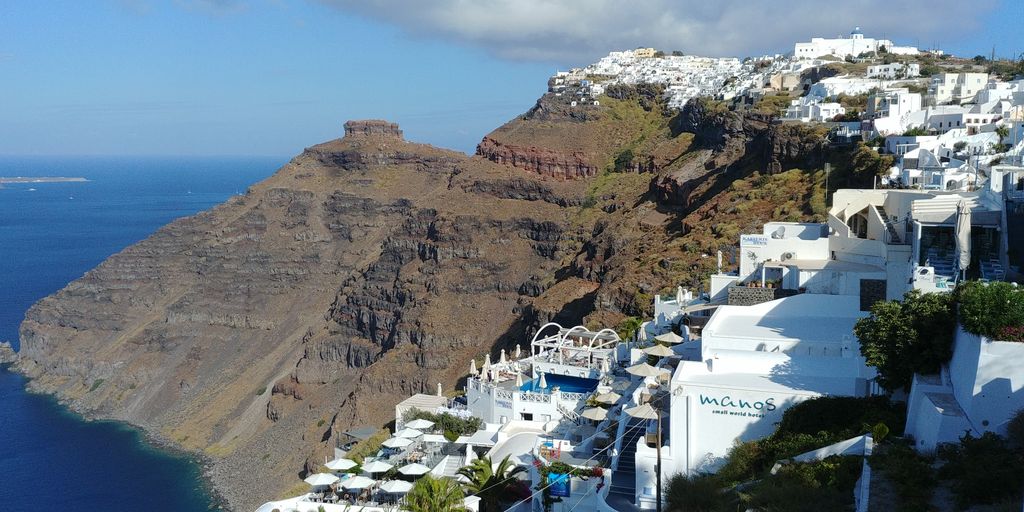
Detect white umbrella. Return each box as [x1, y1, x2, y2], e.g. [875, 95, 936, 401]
[490, 368, 499, 382]
[499, 348, 507, 364]
[437, 382, 443, 397]
[626, 362, 661, 377]
[600, 357, 611, 374]
[304, 473, 340, 486]
[955, 200, 971, 278]
[340, 475, 376, 490]
[595, 391, 622, 405]
[398, 463, 431, 476]
[514, 345, 522, 359]
[654, 332, 684, 344]
[469, 358, 477, 376]
[538, 373, 548, 389]
[515, 372, 524, 387]
[581, 407, 608, 421]
[643, 344, 675, 357]
[395, 428, 424, 439]
[483, 353, 491, 370]
[361, 460, 393, 473]
[325, 458, 357, 471]
[624, 403, 660, 420]
[676, 286, 685, 304]
[379, 480, 413, 494]
[405, 419, 435, 430]
[480, 368, 489, 382]
[382, 437, 413, 448]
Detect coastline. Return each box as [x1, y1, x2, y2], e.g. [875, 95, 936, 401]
[7, 362, 230, 511]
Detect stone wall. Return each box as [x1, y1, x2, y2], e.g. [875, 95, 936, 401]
[727, 286, 798, 306]
[343, 120, 403, 139]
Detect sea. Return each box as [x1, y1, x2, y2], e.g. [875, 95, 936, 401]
[0, 155, 284, 511]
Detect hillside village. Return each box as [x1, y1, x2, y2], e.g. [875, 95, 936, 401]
[255, 29, 1024, 512]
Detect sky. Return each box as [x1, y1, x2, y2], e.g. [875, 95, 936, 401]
[0, 0, 1021, 157]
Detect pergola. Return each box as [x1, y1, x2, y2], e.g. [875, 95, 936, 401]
[529, 322, 620, 370]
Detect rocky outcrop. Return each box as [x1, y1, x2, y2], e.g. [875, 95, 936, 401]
[343, 120, 403, 139]
[0, 341, 16, 364]
[475, 137, 599, 180]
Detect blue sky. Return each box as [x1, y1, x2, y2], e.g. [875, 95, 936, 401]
[0, 0, 1020, 157]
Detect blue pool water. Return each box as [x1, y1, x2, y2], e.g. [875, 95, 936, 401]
[520, 374, 598, 394]
[0, 155, 283, 511]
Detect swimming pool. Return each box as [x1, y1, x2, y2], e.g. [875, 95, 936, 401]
[520, 374, 598, 394]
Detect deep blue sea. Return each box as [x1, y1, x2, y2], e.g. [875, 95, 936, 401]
[0, 155, 284, 511]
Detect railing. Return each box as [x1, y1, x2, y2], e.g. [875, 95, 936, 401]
[520, 392, 552, 403]
[557, 402, 581, 424]
[495, 389, 514, 401]
[560, 392, 586, 402]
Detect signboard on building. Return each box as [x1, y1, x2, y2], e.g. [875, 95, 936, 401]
[549, 473, 571, 498]
[740, 234, 769, 247]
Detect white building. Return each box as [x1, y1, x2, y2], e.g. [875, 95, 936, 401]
[929, 72, 990, 105]
[866, 62, 920, 79]
[784, 96, 846, 122]
[808, 76, 891, 99]
[868, 88, 923, 135]
[794, 27, 917, 59]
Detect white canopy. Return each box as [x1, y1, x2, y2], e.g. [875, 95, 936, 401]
[581, 407, 608, 421]
[654, 332, 684, 344]
[395, 428, 424, 439]
[405, 419, 435, 430]
[340, 475, 376, 489]
[325, 458, 357, 471]
[379, 480, 414, 494]
[643, 344, 675, 357]
[361, 460, 394, 473]
[626, 362, 665, 377]
[421, 434, 449, 444]
[624, 403, 660, 420]
[398, 463, 431, 476]
[304, 473, 340, 486]
[595, 391, 622, 404]
[382, 437, 413, 448]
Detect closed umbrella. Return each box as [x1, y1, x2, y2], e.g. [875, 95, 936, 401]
[515, 372, 524, 387]
[340, 475, 376, 490]
[361, 460, 393, 474]
[437, 382, 443, 397]
[325, 458, 357, 471]
[595, 391, 622, 405]
[624, 403, 660, 420]
[514, 345, 522, 359]
[382, 437, 413, 449]
[304, 473, 340, 486]
[395, 428, 424, 439]
[379, 480, 413, 494]
[955, 200, 971, 279]
[643, 344, 675, 357]
[483, 353, 491, 370]
[405, 419, 435, 430]
[499, 348, 507, 364]
[654, 332, 684, 344]
[469, 358, 477, 376]
[581, 407, 608, 421]
[538, 373, 548, 389]
[398, 463, 431, 476]
[600, 357, 611, 374]
[626, 362, 661, 377]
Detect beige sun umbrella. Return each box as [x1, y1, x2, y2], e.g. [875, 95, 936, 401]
[514, 345, 522, 359]
[643, 344, 675, 358]
[515, 372, 524, 387]
[595, 391, 622, 405]
[538, 373, 548, 389]
[654, 332, 684, 344]
[624, 403, 660, 420]
[469, 358, 477, 376]
[483, 353, 492, 370]
[581, 407, 609, 421]
[499, 348, 507, 364]
[437, 382, 443, 397]
[626, 362, 662, 377]
[382, 437, 413, 449]
[405, 419, 434, 430]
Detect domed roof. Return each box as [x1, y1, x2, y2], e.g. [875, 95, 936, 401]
[851, 26, 863, 35]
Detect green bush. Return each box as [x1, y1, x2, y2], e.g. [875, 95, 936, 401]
[957, 281, 1024, 341]
[870, 443, 936, 511]
[743, 456, 861, 512]
[938, 432, 1024, 507]
[775, 395, 905, 438]
[402, 408, 482, 438]
[664, 472, 734, 511]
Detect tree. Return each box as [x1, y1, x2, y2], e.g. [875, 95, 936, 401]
[855, 290, 955, 391]
[458, 455, 526, 512]
[954, 141, 968, 152]
[672, 50, 684, 57]
[403, 474, 466, 512]
[996, 124, 1010, 141]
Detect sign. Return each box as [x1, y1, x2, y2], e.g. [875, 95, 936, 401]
[740, 235, 769, 247]
[698, 394, 777, 420]
[549, 473, 571, 498]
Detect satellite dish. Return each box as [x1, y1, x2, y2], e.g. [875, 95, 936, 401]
[771, 226, 786, 239]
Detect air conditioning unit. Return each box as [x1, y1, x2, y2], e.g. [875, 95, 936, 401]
[781, 252, 797, 261]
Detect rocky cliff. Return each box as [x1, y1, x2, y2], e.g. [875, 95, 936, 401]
[16, 95, 861, 510]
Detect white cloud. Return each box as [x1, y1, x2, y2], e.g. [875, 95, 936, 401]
[318, 0, 998, 64]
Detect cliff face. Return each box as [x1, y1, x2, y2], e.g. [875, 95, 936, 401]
[17, 94, 848, 511]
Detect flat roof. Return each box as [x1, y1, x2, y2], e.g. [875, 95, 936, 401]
[676, 361, 861, 396]
[396, 394, 448, 410]
[703, 294, 866, 345]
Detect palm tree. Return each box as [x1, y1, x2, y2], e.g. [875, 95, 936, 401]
[457, 455, 526, 512]
[403, 474, 465, 512]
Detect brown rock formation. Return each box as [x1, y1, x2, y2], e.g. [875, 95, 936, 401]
[476, 136, 599, 179]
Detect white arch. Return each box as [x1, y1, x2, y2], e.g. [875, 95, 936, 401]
[561, 325, 589, 346]
[531, 322, 565, 345]
[591, 328, 621, 349]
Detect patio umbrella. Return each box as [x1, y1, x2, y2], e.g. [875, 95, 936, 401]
[643, 344, 675, 358]
[304, 473, 340, 486]
[325, 458, 357, 471]
[499, 348, 507, 364]
[340, 475, 376, 490]
[581, 407, 608, 421]
[600, 357, 611, 374]
[515, 372, 524, 387]
[595, 391, 622, 405]
[395, 428, 424, 439]
[398, 463, 431, 476]
[654, 332, 684, 344]
[361, 460, 393, 474]
[624, 403, 660, 420]
[437, 382, 443, 397]
[405, 418, 435, 430]
[483, 353, 491, 370]
[382, 437, 413, 449]
[626, 362, 662, 377]
[538, 373, 548, 389]
[514, 345, 522, 359]
[379, 480, 413, 494]
[469, 358, 477, 376]
[955, 200, 971, 279]
[676, 286, 685, 304]
[421, 434, 449, 444]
